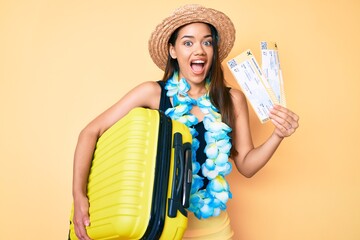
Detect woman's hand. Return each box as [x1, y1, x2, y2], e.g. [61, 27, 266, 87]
[269, 104, 299, 139]
[73, 195, 92, 240]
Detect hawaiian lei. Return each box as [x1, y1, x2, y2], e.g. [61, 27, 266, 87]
[164, 72, 233, 219]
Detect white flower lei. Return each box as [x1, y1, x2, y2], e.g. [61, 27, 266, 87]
[164, 72, 233, 219]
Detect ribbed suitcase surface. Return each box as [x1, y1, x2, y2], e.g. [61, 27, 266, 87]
[69, 107, 192, 240]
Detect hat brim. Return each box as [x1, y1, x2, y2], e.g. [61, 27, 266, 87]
[148, 4, 236, 71]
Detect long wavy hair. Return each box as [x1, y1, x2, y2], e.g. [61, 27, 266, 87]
[161, 23, 237, 156]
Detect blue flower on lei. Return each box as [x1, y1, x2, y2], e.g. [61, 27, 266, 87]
[164, 72, 233, 219]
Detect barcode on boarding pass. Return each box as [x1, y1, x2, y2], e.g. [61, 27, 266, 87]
[261, 41, 268, 50]
[228, 59, 237, 69]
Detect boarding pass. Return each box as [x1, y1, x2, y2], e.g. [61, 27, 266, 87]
[227, 49, 279, 123]
[261, 41, 286, 107]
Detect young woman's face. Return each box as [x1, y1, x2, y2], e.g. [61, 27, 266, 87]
[169, 22, 214, 85]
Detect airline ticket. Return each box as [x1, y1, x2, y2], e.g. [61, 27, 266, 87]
[227, 50, 278, 123]
[261, 41, 286, 106]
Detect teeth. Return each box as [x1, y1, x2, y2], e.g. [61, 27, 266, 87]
[192, 60, 204, 64]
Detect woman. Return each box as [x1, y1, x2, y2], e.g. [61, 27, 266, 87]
[72, 4, 299, 240]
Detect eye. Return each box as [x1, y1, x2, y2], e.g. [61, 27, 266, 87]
[184, 41, 193, 47]
[203, 40, 213, 46]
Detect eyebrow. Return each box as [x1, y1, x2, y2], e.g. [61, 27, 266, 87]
[180, 34, 212, 39]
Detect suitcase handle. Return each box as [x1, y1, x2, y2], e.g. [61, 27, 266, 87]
[168, 132, 186, 218]
[174, 133, 185, 195]
[182, 142, 192, 208]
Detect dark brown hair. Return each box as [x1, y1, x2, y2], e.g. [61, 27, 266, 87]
[161, 23, 237, 156]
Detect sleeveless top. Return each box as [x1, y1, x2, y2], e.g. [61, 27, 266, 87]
[157, 81, 209, 189]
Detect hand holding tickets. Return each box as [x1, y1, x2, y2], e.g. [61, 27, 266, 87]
[227, 41, 286, 123]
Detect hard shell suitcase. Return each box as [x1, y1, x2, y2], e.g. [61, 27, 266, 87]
[69, 107, 192, 240]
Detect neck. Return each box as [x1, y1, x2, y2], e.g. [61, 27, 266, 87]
[188, 86, 207, 99]
[183, 79, 208, 99]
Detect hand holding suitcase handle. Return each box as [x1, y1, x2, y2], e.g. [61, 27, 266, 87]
[168, 133, 192, 218]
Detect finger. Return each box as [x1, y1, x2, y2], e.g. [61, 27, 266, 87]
[271, 105, 299, 121]
[269, 111, 292, 131]
[270, 105, 299, 128]
[74, 217, 91, 240]
[271, 118, 289, 133]
[271, 118, 296, 137]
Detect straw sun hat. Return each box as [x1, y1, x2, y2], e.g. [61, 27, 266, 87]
[148, 4, 236, 71]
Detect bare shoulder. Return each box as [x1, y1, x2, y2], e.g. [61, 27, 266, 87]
[136, 81, 162, 94]
[229, 88, 247, 106]
[127, 81, 162, 109]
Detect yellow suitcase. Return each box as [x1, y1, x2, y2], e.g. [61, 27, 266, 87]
[69, 107, 192, 239]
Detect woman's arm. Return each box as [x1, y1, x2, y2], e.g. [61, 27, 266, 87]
[72, 81, 161, 239]
[230, 89, 299, 178]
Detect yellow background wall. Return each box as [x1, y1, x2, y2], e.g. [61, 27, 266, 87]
[1, 0, 359, 239]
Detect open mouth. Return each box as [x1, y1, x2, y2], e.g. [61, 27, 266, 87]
[191, 60, 205, 73]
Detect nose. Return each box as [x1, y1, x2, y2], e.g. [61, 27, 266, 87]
[194, 43, 206, 56]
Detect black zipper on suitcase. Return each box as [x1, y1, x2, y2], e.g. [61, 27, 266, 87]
[141, 111, 172, 240]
